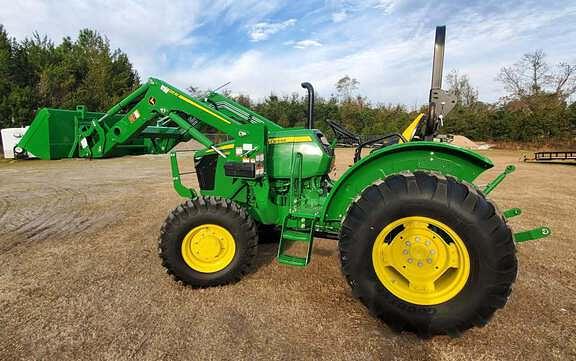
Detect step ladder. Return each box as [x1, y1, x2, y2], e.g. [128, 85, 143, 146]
[277, 213, 315, 267]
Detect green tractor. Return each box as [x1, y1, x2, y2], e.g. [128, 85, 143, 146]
[156, 26, 549, 337]
[18, 26, 548, 336]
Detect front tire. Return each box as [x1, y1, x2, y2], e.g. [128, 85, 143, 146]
[159, 197, 258, 287]
[339, 172, 517, 337]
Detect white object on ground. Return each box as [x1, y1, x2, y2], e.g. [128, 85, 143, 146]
[1, 127, 32, 159]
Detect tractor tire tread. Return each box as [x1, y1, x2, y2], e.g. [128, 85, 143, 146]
[339, 171, 517, 337]
[158, 196, 258, 287]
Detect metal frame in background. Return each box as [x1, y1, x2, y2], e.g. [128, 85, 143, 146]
[524, 151, 576, 163]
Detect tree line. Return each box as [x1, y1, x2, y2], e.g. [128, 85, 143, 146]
[238, 53, 576, 144]
[0, 25, 139, 129]
[0, 25, 574, 144]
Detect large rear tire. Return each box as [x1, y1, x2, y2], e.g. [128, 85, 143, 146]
[159, 196, 258, 287]
[339, 172, 517, 337]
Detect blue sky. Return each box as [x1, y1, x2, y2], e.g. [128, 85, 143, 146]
[1, 0, 575, 106]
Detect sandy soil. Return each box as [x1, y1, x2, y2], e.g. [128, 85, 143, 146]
[0, 148, 574, 360]
[450, 135, 479, 149]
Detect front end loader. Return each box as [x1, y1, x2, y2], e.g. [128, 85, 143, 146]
[20, 25, 548, 337]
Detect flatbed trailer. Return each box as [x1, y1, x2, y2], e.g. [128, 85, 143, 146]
[524, 151, 576, 162]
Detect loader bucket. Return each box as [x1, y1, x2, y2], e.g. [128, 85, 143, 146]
[16, 107, 90, 160]
[16, 106, 179, 160]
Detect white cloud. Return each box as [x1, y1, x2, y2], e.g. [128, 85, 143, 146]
[331, 11, 347, 23]
[164, 1, 576, 107]
[164, 36, 430, 106]
[0, 0, 288, 77]
[0, 0, 204, 77]
[249, 19, 296, 42]
[206, 0, 286, 26]
[292, 40, 323, 49]
[373, 0, 399, 14]
[1, 0, 575, 105]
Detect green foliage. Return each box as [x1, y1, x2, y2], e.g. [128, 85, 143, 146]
[249, 92, 417, 140]
[253, 93, 305, 128]
[0, 26, 139, 128]
[244, 57, 574, 144]
[247, 88, 574, 144]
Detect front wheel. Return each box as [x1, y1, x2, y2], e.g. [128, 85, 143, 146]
[339, 172, 517, 337]
[158, 197, 258, 287]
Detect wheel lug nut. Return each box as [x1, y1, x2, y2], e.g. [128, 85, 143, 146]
[430, 250, 435, 255]
[407, 258, 413, 263]
[405, 241, 411, 246]
[417, 261, 423, 267]
[415, 236, 420, 242]
[425, 240, 431, 246]
[427, 258, 432, 263]
[402, 249, 409, 255]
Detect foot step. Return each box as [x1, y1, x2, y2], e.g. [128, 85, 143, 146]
[277, 216, 315, 267]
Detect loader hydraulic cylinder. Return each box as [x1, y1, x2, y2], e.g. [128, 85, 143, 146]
[167, 112, 214, 149]
[96, 83, 150, 125]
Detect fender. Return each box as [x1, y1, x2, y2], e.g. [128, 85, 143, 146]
[320, 141, 493, 226]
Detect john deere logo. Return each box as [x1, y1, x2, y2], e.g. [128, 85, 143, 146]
[148, 97, 157, 105]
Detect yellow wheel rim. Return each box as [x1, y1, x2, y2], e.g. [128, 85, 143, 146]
[372, 216, 470, 305]
[181, 224, 236, 273]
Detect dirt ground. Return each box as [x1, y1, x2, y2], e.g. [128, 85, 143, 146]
[0, 148, 574, 361]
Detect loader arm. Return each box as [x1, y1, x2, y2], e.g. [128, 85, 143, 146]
[204, 92, 283, 131]
[76, 78, 249, 158]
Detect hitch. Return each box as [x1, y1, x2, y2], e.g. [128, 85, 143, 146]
[503, 208, 521, 219]
[482, 166, 551, 243]
[501, 207, 551, 243]
[504, 208, 551, 243]
[514, 226, 551, 243]
[483, 165, 515, 195]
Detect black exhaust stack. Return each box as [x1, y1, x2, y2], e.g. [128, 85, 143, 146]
[301, 82, 315, 129]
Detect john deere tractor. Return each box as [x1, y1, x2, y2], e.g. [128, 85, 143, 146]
[156, 27, 550, 337]
[20, 26, 548, 336]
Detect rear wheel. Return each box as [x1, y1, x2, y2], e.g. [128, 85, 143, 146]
[339, 172, 517, 337]
[159, 197, 258, 287]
